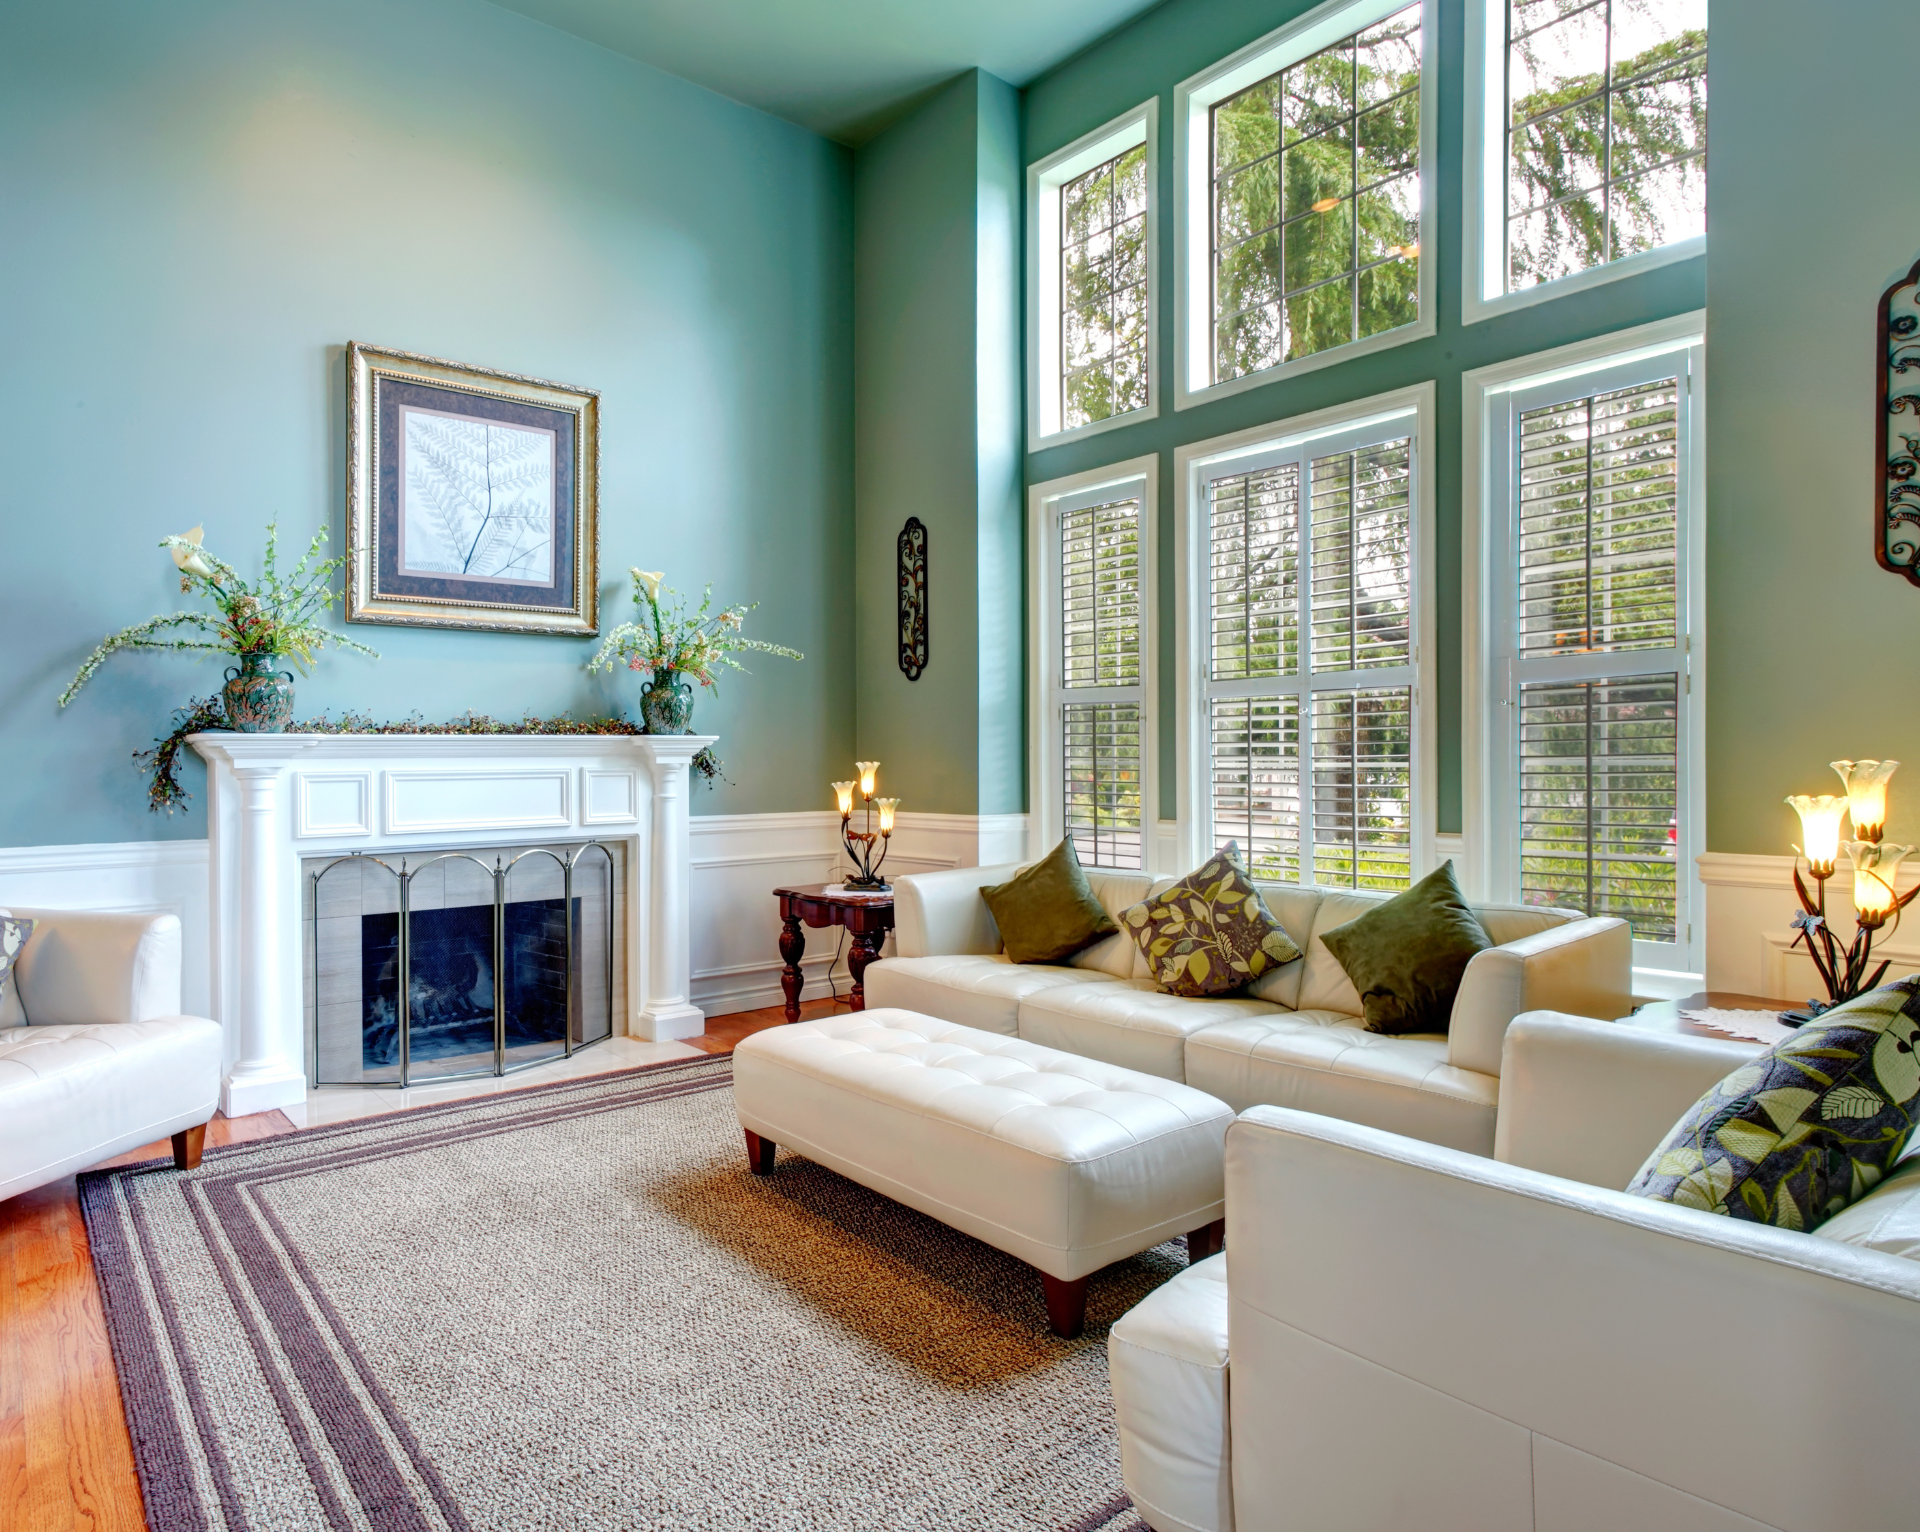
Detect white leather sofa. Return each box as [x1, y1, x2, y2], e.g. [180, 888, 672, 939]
[1110, 1012, 1920, 1532]
[864, 864, 1631, 1156]
[0, 908, 223, 1202]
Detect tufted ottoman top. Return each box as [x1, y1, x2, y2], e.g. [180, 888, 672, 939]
[733, 1009, 1233, 1281]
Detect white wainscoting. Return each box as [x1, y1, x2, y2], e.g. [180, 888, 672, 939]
[0, 812, 1031, 1033]
[687, 810, 1030, 1016]
[0, 839, 213, 1018]
[1699, 851, 1920, 1002]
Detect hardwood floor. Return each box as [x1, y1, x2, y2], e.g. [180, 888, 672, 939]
[0, 1000, 834, 1531]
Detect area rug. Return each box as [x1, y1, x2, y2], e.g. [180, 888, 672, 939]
[80, 1053, 1169, 1531]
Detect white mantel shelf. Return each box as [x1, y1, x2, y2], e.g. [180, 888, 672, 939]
[189, 731, 717, 1115]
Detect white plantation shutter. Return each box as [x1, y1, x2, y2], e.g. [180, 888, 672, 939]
[1202, 427, 1418, 888]
[1051, 486, 1148, 869]
[1492, 352, 1698, 962]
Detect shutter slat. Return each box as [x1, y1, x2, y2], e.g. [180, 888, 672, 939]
[1209, 695, 1300, 881]
[1209, 464, 1299, 680]
[1309, 438, 1412, 675]
[1060, 494, 1143, 870]
[1063, 701, 1144, 871]
[1310, 686, 1413, 888]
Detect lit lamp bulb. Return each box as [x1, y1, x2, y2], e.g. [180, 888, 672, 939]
[1786, 793, 1849, 878]
[832, 781, 855, 818]
[856, 760, 880, 798]
[1846, 840, 1913, 929]
[1833, 758, 1900, 844]
[875, 797, 898, 834]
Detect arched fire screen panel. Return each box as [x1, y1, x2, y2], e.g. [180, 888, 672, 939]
[308, 842, 615, 1088]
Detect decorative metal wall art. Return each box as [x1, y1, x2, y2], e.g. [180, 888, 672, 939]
[346, 342, 600, 635]
[1877, 257, 1920, 583]
[897, 516, 928, 680]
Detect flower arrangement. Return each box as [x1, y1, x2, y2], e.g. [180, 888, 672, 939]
[58, 523, 376, 708]
[586, 568, 801, 690]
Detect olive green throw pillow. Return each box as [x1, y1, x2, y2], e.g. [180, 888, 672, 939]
[1627, 976, 1920, 1230]
[981, 838, 1117, 965]
[1318, 861, 1491, 1035]
[1119, 842, 1302, 998]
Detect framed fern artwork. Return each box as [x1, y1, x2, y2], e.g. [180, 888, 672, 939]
[345, 342, 599, 635]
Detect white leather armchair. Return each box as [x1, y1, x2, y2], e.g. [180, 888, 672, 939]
[1112, 1013, 1920, 1532]
[0, 908, 223, 1202]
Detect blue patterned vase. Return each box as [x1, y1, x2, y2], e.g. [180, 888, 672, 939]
[222, 652, 295, 733]
[640, 669, 694, 734]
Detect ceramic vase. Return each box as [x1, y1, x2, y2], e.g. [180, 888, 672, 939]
[222, 652, 295, 733]
[640, 669, 694, 734]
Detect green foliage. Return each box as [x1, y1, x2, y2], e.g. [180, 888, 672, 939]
[588, 569, 801, 693]
[1061, 144, 1149, 428]
[59, 523, 376, 708]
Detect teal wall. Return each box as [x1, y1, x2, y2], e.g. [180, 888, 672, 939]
[0, 0, 853, 847]
[1021, 0, 1705, 832]
[852, 70, 1024, 816]
[1706, 2, 1920, 852]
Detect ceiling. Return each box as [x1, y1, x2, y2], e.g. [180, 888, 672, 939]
[485, 0, 1163, 144]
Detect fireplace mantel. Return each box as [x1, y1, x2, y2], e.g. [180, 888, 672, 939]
[189, 731, 716, 1115]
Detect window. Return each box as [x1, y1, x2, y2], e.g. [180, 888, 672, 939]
[1176, 0, 1434, 406]
[1475, 325, 1703, 969]
[1029, 459, 1157, 869]
[1027, 103, 1157, 447]
[1465, 0, 1707, 320]
[1177, 388, 1432, 887]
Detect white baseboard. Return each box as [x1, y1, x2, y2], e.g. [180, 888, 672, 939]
[0, 839, 212, 1018]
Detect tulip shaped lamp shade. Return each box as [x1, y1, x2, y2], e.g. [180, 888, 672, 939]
[1847, 841, 1913, 927]
[1787, 795, 1849, 877]
[1834, 759, 1899, 843]
[833, 764, 897, 890]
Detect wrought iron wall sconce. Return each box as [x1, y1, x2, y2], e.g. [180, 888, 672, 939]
[1785, 758, 1918, 1020]
[1877, 256, 1920, 582]
[898, 517, 928, 680]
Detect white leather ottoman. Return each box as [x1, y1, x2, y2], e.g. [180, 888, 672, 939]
[732, 1009, 1234, 1336]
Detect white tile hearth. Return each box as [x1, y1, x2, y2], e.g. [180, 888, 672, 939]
[285, 1036, 702, 1128]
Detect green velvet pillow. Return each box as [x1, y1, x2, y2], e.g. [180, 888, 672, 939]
[1627, 976, 1920, 1230]
[1119, 842, 1302, 998]
[981, 838, 1117, 965]
[1318, 861, 1491, 1035]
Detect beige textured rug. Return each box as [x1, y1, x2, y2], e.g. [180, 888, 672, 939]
[82, 1054, 1167, 1531]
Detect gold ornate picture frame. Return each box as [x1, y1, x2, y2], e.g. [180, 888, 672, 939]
[346, 342, 599, 635]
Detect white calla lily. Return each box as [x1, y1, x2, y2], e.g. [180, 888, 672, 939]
[169, 526, 212, 579]
[631, 568, 665, 603]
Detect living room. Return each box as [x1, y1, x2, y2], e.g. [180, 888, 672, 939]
[3, 1, 1914, 1528]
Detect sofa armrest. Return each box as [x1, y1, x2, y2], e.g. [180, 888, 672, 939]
[1446, 915, 1632, 1076]
[890, 864, 1023, 957]
[6, 908, 184, 1026]
[1494, 1010, 1760, 1188]
[1223, 1106, 1920, 1532]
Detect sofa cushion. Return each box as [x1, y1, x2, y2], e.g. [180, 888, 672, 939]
[1811, 1155, 1920, 1262]
[1017, 980, 1287, 1082]
[1109, 1252, 1232, 1532]
[1120, 844, 1301, 998]
[1473, 902, 1582, 945]
[1318, 862, 1492, 1035]
[1072, 871, 1174, 980]
[1296, 890, 1386, 1015]
[0, 911, 26, 1028]
[860, 954, 1122, 1037]
[1628, 976, 1920, 1229]
[1183, 1011, 1500, 1156]
[1242, 884, 1319, 1011]
[981, 838, 1117, 965]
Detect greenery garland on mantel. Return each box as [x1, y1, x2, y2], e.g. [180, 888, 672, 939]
[137, 697, 729, 816]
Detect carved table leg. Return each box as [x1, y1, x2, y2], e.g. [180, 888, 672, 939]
[779, 915, 806, 1022]
[1041, 1272, 1090, 1339]
[171, 1123, 207, 1171]
[1187, 1218, 1226, 1263]
[847, 929, 884, 1012]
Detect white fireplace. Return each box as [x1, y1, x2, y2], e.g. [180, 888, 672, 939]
[189, 732, 715, 1116]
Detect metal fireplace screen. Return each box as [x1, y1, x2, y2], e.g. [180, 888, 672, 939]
[308, 842, 615, 1088]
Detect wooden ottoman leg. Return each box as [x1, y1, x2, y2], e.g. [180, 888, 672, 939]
[1187, 1218, 1226, 1263]
[171, 1123, 208, 1171]
[743, 1128, 776, 1175]
[1041, 1273, 1089, 1339]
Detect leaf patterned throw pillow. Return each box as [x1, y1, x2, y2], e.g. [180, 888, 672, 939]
[1627, 975, 1920, 1230]
[1120, 843, 1301, 998]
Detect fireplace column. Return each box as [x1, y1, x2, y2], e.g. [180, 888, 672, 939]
[220, 760, 308, 1114]
[634, 736, 715, 1041]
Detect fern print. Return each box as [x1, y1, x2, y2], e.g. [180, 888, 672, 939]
[400, 408, 555, 583]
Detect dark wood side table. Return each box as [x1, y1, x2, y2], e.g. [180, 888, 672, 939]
[773, 884, 896, 1022]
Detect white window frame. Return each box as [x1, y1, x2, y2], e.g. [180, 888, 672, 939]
[1028, 454, 1161, 869]
[1027, 101, 1159, 451]
[1462, 311, 1707, 978]
[1462, 0, 1706, 326]
[1173, 0, 1437, 412]
[1173, 383, 1436, 876]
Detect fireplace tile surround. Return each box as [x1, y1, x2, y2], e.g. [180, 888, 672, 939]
[190, 732, 715, 1116]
